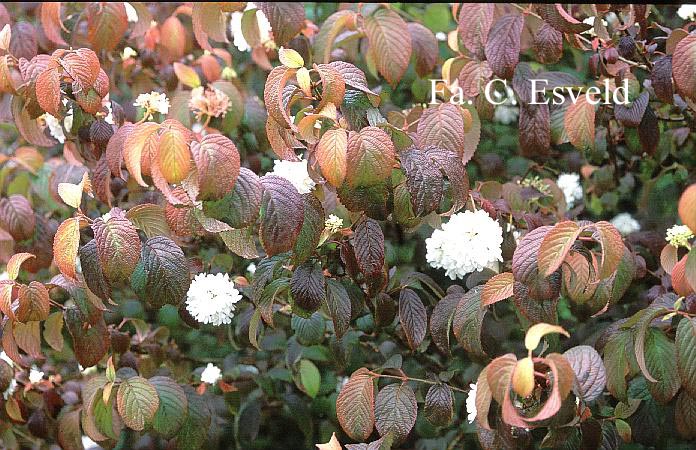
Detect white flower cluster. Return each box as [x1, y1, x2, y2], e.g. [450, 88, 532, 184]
[425, 210, 504, 280]
[677, 4, 696, 20]
[201, 363, 222, 384]
[185, 273, 242, 326]
[271, 158, 316, 194]
[466, 382, 477, 424]
[666, 224, 694, 249]
[610, 213, 641, 235]
[324, 214, 344, 233]
[230, 3, 273, 52]
[133, 91, 170, 119]
[557, 173, 583, 207]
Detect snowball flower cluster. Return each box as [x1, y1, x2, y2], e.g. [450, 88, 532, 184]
[133, 91, 170, 119]
[466, 383, 477, 424]
[271, 158, 316, 194]
[324, 214, 344, 233]
[610, 213, 641, 235]
[425, 210, 503, 280]
[557, 173, 583, 207]
[666, 224, 694, 249]
[185, 273, 242, 326]
[677, 4, 696, 20]
[189, 86, 231, 120]
[230, 3, 273, 52]
[200, 363, 222, 384]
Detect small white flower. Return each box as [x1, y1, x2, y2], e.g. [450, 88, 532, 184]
[557, 173, 583, 207]
[426, 210, 504, 280]
[271, 158, 316, 195]
[42, 112, 70, 143]
[666, 224, 694, 249]
[121, 46, 138, 60]
[133, 91, 170, 119]
[0, 351, 13, 366]
[493, 105, 519, 125]
[435, 31, 447, 41]
[186, 273, 242, 326]
[677, 4, 696, 20]
[82, 435, 101, 450]
[230, 3, 273, 52]
[28, 366, 44, 383]
[492, 85, 518, 124]
[3, 379, 17, 400]
[200, 363, 222, 384]
[336, 376, 349, 392]
[466, 383, 477, 424]
[581, 17, 607, 37]
[246, 262, 256, 274]
[104, 101, 115, 125]
[124, 3, 139, 23]
[0, 272, 8, 281]
[611, 213, 641, 235]
[324, 214, 344, 233]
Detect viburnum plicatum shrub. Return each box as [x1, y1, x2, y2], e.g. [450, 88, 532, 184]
[0, 2, 695, 449]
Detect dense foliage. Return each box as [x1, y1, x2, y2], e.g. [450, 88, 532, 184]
[0, 2, 695, 449]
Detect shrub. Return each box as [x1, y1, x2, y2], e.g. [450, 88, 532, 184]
[0, 3, 694, 449]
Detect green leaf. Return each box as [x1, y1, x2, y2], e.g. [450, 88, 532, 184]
[428, 290, 460, 354]
[291, 312, 325, 346]
[325, 278, 351, 339]
[116, 376, 160, 431]
[374, 382, 417, 443]
[175, 386, 212, 450]
[644, 328, 680, 404]
[150, 376, 188, 439]
[130, 236, 190, 308]
[292, 194, 324, 265]
[603, 329, 633, 402]
[452, 286, 487, 357]
[676, 317, 696, 396]
[631, 306, 670, 383]
[298, 359, 320, 398]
